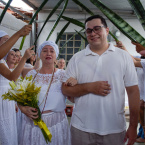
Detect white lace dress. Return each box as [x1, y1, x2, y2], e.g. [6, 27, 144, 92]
[19, 69, 71, 145]
[0, 59, 18, 145]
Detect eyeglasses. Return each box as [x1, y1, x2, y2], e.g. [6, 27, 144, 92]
[85, 26, 105, 36]
[15, 55, 20, 58]
[10, 54, 17, 57]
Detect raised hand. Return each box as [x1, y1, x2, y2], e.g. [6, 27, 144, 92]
[23, 45, 35, 60]
[116, 41, 126, 50]
[132, 41, 145, 53]
[18, 25, 32, 37]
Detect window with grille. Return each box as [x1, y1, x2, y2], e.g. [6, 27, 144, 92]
[58, 33, 88, 65]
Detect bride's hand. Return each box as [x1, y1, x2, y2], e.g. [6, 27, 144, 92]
[65, 77, 78, 86]
[18, 105, 38, 120]
[15, 104, 18, 113]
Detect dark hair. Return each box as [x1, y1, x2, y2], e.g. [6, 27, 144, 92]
[141, 55, 145, 59]
[85, 15, 107, 28]
[26, 58, 35, 65]
[12, 48, 20, 53]
[26, 55, 36, 65]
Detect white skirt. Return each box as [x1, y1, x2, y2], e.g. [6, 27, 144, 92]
[0, 92, 18, 145]
[19, 111, 71, 145]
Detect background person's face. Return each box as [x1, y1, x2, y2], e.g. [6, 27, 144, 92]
[30, 50, 36, 62]
[58, 59, 65, 69]
[7, 51, 16, 64]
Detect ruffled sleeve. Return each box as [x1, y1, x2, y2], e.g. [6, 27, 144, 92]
[26, 69, 37, 78]
[58, 69, 67, 83]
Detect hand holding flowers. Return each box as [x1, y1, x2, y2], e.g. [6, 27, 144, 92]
[2, 75, 52, 143]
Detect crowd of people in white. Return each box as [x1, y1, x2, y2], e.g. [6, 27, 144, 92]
[0, 15, 144, 145]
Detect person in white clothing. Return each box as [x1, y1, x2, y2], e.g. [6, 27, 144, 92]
[18, 40, 77, 145]
[0, 28, 33, 145]
[5, 50, 17, 70]
[25, 49, 36, 68]
[57, 58, 66, 69]
[135, 66, 145, 143]
[12, 48, 21, 65]
[117, 41, 145, 143]
[62, 15, 140, 145]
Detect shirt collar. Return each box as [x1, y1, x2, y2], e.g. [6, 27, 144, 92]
[85, 42, 116, 56]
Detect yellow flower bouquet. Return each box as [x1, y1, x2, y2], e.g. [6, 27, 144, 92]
[2, 75, 52, 143]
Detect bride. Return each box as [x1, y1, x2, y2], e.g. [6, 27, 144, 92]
[0, 28, 33, 145]
[19, 40, 77, 145]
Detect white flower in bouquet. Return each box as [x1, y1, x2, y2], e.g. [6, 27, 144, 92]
[2, 75, 52, 143]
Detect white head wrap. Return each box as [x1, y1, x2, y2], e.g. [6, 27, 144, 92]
[0, 30, 8, 38]
[37, 40, 59, 58]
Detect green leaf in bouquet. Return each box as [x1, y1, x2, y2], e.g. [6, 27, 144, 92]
[2, 93, 10, 100]
[127, 0, 145, 31]
[90, 0, 145, 48]
[0, 0, 13, 24]
[19, 0, 49, 50]
[9, 81, 17, 90]
[34, 0, 65, 45]
[46, 0, 69, 40]
[2, 75, 51, 143]
[25, 75, 33, 81]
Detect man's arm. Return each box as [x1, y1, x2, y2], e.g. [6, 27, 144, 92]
[62, 81, 111, 97]
[124, 85, 140, 145]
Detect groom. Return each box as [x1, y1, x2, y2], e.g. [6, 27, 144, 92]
[62, 15, 140, 145]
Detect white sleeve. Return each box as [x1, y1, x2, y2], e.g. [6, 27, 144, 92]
[65, 56, 77, 81]
[26, 69, 36, 78]
[58, 69, 67, 83]
[141, 59, 145, 71]
[24, 63, 33, 68]
[124, 54, 138, 87]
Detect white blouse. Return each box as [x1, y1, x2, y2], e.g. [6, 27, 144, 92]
[26, 69, 67, 112]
